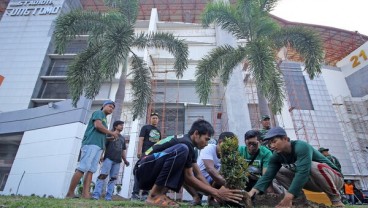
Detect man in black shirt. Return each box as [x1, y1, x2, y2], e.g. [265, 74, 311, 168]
[136, 119, 243, 207]
[92, 120, 129, 201]
[131, 112, 161, 200]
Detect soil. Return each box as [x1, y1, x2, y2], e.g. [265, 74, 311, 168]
[251, 193, 330, 208]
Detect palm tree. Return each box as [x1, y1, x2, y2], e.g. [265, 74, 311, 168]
[54, 0, 188, 121]
[195, 0, 323, 115]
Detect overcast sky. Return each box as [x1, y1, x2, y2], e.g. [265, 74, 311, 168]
[271, 0, 368, 36]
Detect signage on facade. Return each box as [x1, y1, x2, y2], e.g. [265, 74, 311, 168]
[6, 0, 61, 16]
[337, 42, 368, 76]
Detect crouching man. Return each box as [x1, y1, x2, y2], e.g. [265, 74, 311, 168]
[248, 127, 344, 208]
[135, 119, 243, 207]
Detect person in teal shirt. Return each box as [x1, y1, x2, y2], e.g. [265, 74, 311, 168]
[248, 127, 344, 208]
[66, 100, 119, 199]
[238, 130, 272, 191]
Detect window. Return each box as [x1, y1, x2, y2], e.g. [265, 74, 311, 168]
[0, 133, 22, 191]
[283, 68, 314, 110]
[40, 81, 70, 99]
[59, 40, 87, 54]
[152, 104, 185, 137]
[48, 59, 71, 76]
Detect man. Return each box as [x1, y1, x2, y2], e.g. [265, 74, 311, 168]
[259, 115, 271, 141]
[131, 112, 161, 200]
[188, 132, 235, 206]
[238, 130, 272, 191]
[92, 120, 130, 201]
[66, 100, 119, 198]
[136, 119, 243, 207]
[319, 147, 342, 171]
[344, 180, 355, 205]
[248, 127, 345, 208]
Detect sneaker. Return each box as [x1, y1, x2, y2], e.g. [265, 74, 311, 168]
[131, 193, 140, 201]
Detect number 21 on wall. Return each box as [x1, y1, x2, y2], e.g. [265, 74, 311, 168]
[350, 49, 367, 68]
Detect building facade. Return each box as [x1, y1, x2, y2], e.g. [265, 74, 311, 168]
[0, 0, 367, 198]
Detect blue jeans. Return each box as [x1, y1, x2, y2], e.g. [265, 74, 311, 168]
[92, 158, 121, 200]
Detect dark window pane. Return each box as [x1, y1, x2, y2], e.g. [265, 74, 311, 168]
[41, 81, 70, 99]
[0, 133, 22, 191]
[48, 59, 70, 76]
[282, 65, 314, 110]
[57, 40, 87, 54]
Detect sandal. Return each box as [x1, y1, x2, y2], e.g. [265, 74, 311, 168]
[145, 195, 180, 207]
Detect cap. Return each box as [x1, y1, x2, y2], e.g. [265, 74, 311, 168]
[101, 100, 115, 110]
[150, 112, 159, 117]
[263, 127, 287, 141]
[318, 147, 329, 152]
[261, 115, 270, 120]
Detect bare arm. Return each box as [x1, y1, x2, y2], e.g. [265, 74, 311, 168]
[94, 120, 118, 138]
[184, 167, 242, 203]
[137, 137, 144, 158]
[122, 150, 129, 166]
[202, 159, 225, 186]
[192, 163, 210, 185]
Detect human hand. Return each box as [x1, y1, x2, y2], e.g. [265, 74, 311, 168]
[214, 186, 243, 204]
[247, 188, 259, 198]
[124, 160, 130, 167]
[276, 192, 293, 208]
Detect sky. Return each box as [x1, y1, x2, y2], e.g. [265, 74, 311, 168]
[271, 0, 368, 36]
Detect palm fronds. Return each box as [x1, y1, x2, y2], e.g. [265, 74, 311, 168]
[132, 32, 188, 78]
[272, 26, 324, 79]
[130, 53, 152, 120]
[195, 45, 236, 104]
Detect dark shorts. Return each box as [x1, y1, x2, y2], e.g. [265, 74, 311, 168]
[136, 143, 189, 192]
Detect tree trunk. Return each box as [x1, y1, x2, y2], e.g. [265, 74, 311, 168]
[111, 58, 128, 124]
[257, 87, 271, 117]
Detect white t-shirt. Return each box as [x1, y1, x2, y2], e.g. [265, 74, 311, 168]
[197, 144, 221, 180]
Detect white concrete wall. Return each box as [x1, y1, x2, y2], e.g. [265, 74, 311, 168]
[322, 68, 351, 98]
[2, 122, 86, 198]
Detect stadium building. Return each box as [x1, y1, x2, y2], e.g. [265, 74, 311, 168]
[0, 0, 367, 198]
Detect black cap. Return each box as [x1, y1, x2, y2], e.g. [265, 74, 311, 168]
[261, 115, 270, 120]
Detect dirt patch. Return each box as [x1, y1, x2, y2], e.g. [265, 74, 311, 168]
[252, 193, 330, 208]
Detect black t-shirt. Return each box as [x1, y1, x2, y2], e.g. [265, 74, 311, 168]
[139, 124, 161, 154]
[145, 134, 197, 168]
[104, 134, 127, 163]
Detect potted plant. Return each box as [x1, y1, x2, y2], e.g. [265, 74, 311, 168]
[220, 135, 252, 207]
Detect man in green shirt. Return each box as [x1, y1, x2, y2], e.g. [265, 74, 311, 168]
[238, 130, 272, 191]
[66, 100, 119, 199]
[259, 115, 271, 142]
[248, 127, 345, 208]
[319, 147, 342, 171]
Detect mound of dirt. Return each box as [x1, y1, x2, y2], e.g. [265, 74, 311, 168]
[252, 193, 329, 208]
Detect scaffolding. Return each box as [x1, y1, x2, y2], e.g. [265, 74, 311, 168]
[333, 95, 368, 187]
[282, 63, 320, 148]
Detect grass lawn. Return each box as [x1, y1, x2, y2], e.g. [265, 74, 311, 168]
[0, 195, 362, 208]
